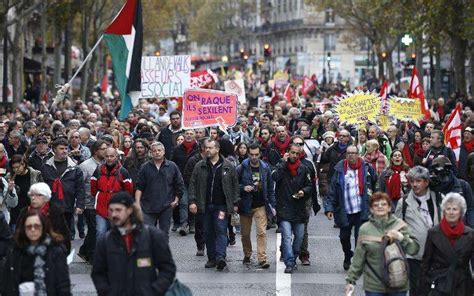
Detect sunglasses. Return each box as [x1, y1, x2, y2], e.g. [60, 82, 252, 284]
[293, 142, 304, 146]
[25, 223, 42, 231]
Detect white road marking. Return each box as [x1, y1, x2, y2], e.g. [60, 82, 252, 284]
[275, 233, 291, 296]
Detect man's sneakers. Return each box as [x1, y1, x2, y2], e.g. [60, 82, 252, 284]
[228, 236, 236, 246]
[216, 259, 227, 271]
[171, 224, 179, 232]
[258, 261, 270, 269]
[299, 255, 311, 266]
[178, 224, 189, 236]
[343, 251, 353, 271]
[242, 256, 251, 265]
[196, 248, 205, 256]
[284, 265, 296, 274]
[205, 260, 216, 268]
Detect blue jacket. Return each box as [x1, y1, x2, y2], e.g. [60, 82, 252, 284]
[236, 159, 276, 217]
[324, 159, 377, 227]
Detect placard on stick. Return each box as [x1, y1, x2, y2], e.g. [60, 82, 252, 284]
[182, 89, 238, 133]
[389, 97, 424, 126]
[333, 91, 382, 126]
[224, 79, 246, 104]
[141, 55, 191, 98]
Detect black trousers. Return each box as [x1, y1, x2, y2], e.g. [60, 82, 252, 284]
[339, 212, 363, 260]
[195, 213, 205, 250]
[79, 209, 96, 261]
[408, 259, 422, 296]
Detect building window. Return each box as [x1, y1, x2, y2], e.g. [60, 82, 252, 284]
[324, 33, 336, 51]
[325, 9, 335, 23]
[359, 36, 369, 51]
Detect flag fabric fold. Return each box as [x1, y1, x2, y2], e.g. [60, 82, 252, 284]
[302, 75, 316, 96]
[408, 67, 430, 120]
[283, 84, 292, 103]
[379, 80, 389, 114]
[104, 0, 143, 120]
[442, 104, 462, 162]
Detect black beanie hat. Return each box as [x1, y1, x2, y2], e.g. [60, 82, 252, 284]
[109, 191, 134, 208]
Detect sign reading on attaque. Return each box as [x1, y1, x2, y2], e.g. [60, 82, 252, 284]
[333, 91, 382, 126]
[182, 89, 237, 132]
[389, 97, 424, 125]
[141, 55, 191, 98]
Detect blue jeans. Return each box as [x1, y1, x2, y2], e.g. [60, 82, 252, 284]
[203, 204, 228, 261]
[143, 207, 173, 243]
[279, 220, 304, 267]
[365, 292, 406, 296]
[179, 190, 189, 225]
[96, 215, 109, 240]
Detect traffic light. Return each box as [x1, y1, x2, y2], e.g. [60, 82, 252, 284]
[240, 48, 245, 59]
[155, 50, 161, 56]
[327, 52, 331, 62]
[263, 44, 272, 57]
[381, 52, 387, 61]
[411, 53, 416, 63]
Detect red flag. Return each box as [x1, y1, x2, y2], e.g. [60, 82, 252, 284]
[442, 104, 462, 162]
[270, 82, 278, 105]
[379, 80, 389, 114]
[190, 69, 218, 88]
[302, 75, 316, 96]
[101, 73, 109, 94]
[408, 67, 430, 120]
[283, 84, 292, 103]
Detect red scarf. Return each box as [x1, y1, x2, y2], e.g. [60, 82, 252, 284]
[437, 105, 445, 120]
[258, 137, 271, 148]
[464, 139, 474, 154]
[413, 142, 424, 157]
[440, 217, 465, 246]
[121, 232, 134, 254]
[287, 159, 301, 177]
[123, 147, 131, 157]
[182, 140, 196, 155]
[386, 165, 403, 201]
[52, 178, 65, 200]
[273, 135, 291, 156]
[343, 158, 364, 195]
[0, 155, 7, 169]
[402, 144, 414, 167]
[29, 202, 50, 216]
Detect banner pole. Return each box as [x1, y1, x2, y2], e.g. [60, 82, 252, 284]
[68, 34, 104, 85]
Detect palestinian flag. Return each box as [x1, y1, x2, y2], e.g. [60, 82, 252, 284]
[104, 0, 143, 120]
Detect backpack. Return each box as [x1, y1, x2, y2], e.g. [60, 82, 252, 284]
[360, 221, 409, 289]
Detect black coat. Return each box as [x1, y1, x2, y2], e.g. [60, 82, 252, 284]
[271, 160, 313, 223]
[420, 225, 473, 296]
[1, 244, 71, 296]
[171, 142, 199, 175]
[157, 125, 183, 160]
[91, 224, 176, 296]
[320, 143, 347, 181]
[0, 212, 10, 258]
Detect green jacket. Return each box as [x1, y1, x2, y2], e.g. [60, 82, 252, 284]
[346, 214, 419, 293]
[188, 156, 240, 214]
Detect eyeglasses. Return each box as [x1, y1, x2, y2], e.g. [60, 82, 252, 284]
[25, 223, 42, 231]
[340, 135, 350, 138]
[293, 142, 304, 146]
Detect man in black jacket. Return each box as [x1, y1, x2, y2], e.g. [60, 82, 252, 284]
[272, 143, 313, 274]
[171, 129, 199, 235]
[135, 142, 184, 242]
[92, 192, 176, 296]
[41, 137, 85, 239]
[157, 110, 183, 159]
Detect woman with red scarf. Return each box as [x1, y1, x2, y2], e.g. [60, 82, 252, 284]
[378, 149, 409, 211]
[363, 139, 388, 175]
[420, 193, 473, 296]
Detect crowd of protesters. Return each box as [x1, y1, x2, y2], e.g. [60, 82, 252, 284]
[0, 77, 472, 295]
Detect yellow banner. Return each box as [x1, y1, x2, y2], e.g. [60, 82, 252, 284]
[334, 91, 381, 126]
[389, 97, 424, 124]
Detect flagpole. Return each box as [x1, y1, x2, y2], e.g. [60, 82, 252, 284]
[51, 35, 104, 108]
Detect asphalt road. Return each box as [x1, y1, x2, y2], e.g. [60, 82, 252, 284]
[69, 213, 363, 296]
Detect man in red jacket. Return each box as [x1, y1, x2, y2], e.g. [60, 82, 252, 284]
[91, 147, 133, 239]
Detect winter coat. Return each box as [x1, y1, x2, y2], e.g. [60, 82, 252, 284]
[188, 157, 240, 214]
[91, 163, 133, 218]
[377, 167, 409, 198]
[236, 159, 275, 216]
[171, 142, 199, 175]
[1, 244, 71, 296]
[320, 143, 348, 181]
[346, 214, 419, 293]
[28, 149, 54, 171]
[41, 157, 85, 213]
[78, 157, 102, 210]
[323, 159, 377, 228]
[0, 211, 10, 258]
[123, 156, 150, 186]
[423, 145, 457, 174]
[183, 153, 203, 189]
[135, 160, 184, 214]
[434, 177, 474, 228]
[394, 189, 441, 261]
[419, 225, 473, 296]
[157, 125, 183, 160]
[0, 176, 18, 222]
[271, 160, 313, 224]
[91, 224, 176, 296]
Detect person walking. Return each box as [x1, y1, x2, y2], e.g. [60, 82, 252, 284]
[135, 142, 184, 241]
[122, 139, 150, 186]
[236, 143, 275, 269]
[420, 193, 473, 296]
[345, 192, 419, 296]
[91, 192, 176, 296]
[324, 145, 377, 270]
[272, 143, 313, 273]
[1, 210, 71, 295]
[188, 139, 240, 271]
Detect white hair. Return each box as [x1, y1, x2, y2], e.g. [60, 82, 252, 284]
[28, 182, 52, 200]
[441, 192, 467, 217]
